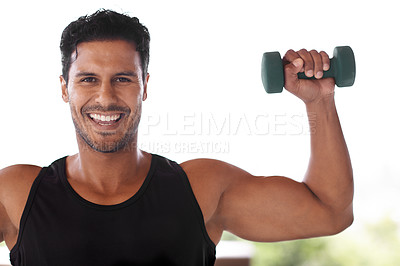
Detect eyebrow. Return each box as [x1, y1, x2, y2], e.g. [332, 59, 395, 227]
[74, 71, 138, 77]
[75, 72, 97, 78]
[115, 71, 138, 77]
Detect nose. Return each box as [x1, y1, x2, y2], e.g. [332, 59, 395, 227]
[95, 81, 118, 106]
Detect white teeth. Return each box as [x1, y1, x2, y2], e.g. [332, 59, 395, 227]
[89, 114, 121, 122]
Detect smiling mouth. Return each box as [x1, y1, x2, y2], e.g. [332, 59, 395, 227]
[88, 113, 124, 126]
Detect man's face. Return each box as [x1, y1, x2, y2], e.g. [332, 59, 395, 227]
[60, 40, 149, 153]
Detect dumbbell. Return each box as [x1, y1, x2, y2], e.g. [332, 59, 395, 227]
[261, 46, 356, 93]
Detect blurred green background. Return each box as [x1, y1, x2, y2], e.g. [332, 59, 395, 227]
[221, 215, 400, 266]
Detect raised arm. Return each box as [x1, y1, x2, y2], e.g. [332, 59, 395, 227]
[282, 48, 354, 230]
[184, 48, 354, 244]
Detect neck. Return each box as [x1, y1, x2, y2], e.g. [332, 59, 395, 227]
[67, 137, 151, 193]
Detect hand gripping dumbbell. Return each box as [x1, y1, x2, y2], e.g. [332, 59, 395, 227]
[261, 46, 356, 93]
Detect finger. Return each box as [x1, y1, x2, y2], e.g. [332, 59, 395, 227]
[283, 49, 300, 66]
[283, 50, 305, 73]
[282, 50, 304, 74]
[283, 50, 304, 93]
[297, 49, 314, 77]
[310, 50, 323, 79]
[283, 49, 304, 74]
[320, 51, 330, 71]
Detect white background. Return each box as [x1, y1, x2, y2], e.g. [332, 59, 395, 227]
[0, 0, 399, 258]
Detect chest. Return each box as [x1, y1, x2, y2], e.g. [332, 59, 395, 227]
[11, 179, 214, 265]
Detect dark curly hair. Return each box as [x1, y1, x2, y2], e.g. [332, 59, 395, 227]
[60, 9, 150, 85]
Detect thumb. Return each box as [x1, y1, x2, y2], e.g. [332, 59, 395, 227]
[284, 58, 303, 92]
[291, 58, 304, 72]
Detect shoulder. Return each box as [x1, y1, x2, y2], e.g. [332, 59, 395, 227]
[0, 164, 42, 228]
[180, 158, 252, 186]
[179, 158, 253, 214]
[0, 164, 42, 196]
[179, 158, 255, 204]
[179, 158, 255, 243]
[0, 164, 42, 177]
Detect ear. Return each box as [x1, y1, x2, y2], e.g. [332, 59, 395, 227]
[142, 73, 150, 101]
[60, 75, 69, 103]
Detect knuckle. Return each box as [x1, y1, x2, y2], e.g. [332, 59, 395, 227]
[297, 49, 312, 64]
[309, 50, 320, 57]
[284, 49, 296, 58]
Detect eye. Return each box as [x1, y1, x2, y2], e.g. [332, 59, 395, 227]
[81, 77, 97, 83]
[115, 77, 132, 82]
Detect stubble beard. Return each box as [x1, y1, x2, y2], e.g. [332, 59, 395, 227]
[71, 103, 142, 153]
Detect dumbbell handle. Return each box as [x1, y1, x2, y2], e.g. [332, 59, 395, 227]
[297, 57, 337, 80]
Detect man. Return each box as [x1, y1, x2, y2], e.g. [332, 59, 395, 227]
[0, 9, 353, 266]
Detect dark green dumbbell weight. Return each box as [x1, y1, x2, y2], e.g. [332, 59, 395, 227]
[261, 46, 356, 93]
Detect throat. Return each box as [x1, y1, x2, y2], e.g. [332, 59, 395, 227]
[67, 167, 146, 206]
[65, 152, 152, 205]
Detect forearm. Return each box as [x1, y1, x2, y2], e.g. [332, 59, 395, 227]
[303, 97, 353, 214]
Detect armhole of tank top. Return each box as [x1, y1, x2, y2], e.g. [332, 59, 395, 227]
[9, 167, 48, 256]
[172, 162, 216, 251]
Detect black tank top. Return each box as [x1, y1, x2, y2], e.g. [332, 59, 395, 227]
[10, 154, 216, 265]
